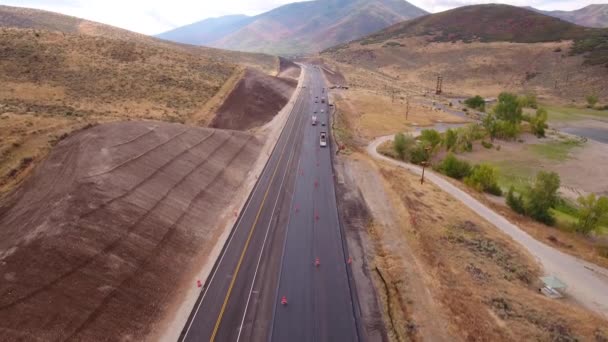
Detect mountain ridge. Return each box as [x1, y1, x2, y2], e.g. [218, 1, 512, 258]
[157, 0, 428, 55]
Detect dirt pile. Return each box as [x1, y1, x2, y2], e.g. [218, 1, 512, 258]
[277, 57, 301, 79]
[0, 121, 263, 341]
[211, 68, 297, 131]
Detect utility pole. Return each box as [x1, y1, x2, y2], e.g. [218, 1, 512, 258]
[435, 75, 443, 95]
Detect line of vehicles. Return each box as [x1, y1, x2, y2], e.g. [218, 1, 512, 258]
[312, 91, 329, 147]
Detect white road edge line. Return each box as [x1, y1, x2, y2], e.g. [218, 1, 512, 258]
[181, 72, 305, 340]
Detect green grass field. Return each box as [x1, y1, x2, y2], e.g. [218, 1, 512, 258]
[543, 104, 608, 122]
[527, 138, 584, 161]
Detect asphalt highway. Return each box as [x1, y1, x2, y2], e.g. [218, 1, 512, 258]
[180, 64, 360, 342]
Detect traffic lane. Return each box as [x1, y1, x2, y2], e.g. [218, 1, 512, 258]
[271, 69, 359, 341]
[270, 75, 320, 341]
[215, 104, 308, 341]
[211, 72, 317, 340]
[181, 68, 309, 342]
[224, 65, 319, 341]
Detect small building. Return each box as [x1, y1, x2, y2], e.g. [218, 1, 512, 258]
[539, 275, 567, 299]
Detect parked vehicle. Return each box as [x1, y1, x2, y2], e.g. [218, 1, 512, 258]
[312, 115, 318, 125]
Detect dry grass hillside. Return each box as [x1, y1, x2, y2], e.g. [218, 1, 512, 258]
[0, 6, 277, 197]
[322, 9, 607, 102]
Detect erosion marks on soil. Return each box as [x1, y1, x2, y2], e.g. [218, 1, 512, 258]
[0, 121, 263, 341]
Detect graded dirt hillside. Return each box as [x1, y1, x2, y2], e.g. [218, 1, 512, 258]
[0, 121, 263, 341]
[277, 56, 302, 79]
[532, 4, 608, 28]
[323, 5, 608, 102]
[0, 6, 278, 197]
[159, 0, 427, 55]
[211, 68, 297, 131]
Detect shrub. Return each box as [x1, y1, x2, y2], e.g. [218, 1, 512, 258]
[410, 144, 431, 165]
[495, 120, 521, 140]
[394, 133, 407, 160]
[531, 108, 548, 137]
[481, 141, 493, 149]
[495, 92, 523, 123]
[419, 129, 442, 150]
[518, 94, 538, 109]
[465, 164, 502, 196]
[464, 95, 485, 111]
[507, 187, 526, 215]
[586, 94, 599, 108]
[445, 128, 457, 151]
[576, 194, 608, 235]
[526, 171, 561, 225]
[438, 154, 472, 179]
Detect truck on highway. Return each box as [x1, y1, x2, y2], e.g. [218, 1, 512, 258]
[320, 132, 327, 147]
[312, 115, 317, 125]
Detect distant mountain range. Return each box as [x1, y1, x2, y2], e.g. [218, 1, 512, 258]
[352, 4, 600, 45]
[528, 4, 608, 28]
[156, 0, 428, 55]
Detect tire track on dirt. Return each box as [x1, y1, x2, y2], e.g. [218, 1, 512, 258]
[62, 135, 256, 341]
[79, 130, 216, 219]
[108, 126, 158, 149]
[0, 133, 235, 311]
[83, 128, 190, 179]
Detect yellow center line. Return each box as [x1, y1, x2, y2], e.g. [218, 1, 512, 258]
[209, 90, 305, 342]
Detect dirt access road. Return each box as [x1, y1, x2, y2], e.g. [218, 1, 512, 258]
[368, 134, 608, 319]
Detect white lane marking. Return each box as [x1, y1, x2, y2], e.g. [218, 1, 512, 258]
[236, 102, 306, 342]
[181, 71, 307, 341]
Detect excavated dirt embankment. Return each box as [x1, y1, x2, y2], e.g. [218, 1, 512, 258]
[0, 121, 262, 341]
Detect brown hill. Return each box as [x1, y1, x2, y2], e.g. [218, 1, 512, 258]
[0, 121, 262, 341]
[532, 4, 608, 28]
[322, 5, 608, 103]
[353, 4, 598, 45]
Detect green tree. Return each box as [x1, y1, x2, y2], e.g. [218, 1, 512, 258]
[465, 164, 502, 195]
[445, 129, 458, 151]
[586, 94, 599, 108]
[495, 92, 523, 123]
[530, 107, 548, 138]
[482, 113, 498, 141]
[420, 129, 442, 150]
[464, 95, 485, 111]
[506, 187, 526, 215]
[576, 194, 608, 234]
[438, 154, 472, 179]
[526, 171, 561, 225]
[518, 93, 538, 109]
[393, 133, 408, 160]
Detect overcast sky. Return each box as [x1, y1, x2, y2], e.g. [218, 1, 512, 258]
[1, 0, 606, 35]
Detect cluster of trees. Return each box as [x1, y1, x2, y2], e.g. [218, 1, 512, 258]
[506, 173, 608, 234]
[437, 154, 501, 195]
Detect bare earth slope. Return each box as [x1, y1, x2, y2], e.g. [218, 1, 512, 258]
[211, 69, 297, 131]
[277, 56, 302, 79]
[0, 121, 263, 341]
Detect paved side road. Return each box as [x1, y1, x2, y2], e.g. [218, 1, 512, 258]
[368, 135, 608, 319]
